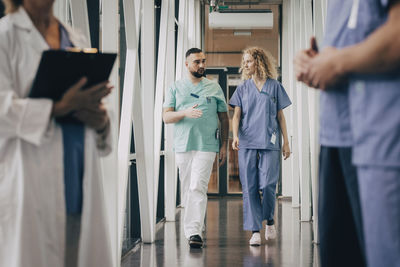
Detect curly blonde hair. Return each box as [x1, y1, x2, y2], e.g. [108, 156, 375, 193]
[2, 0, 23, 14]
[240, 47, 278, 80]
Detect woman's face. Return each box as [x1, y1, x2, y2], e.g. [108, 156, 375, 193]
[243, 53, 256, 76]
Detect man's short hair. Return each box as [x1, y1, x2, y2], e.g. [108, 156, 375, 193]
[185, 48, 203, 58]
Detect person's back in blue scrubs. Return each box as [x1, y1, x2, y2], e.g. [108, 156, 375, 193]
[295, 1, 366, 266]
[346, 1, 400, 266]
[230, 47, 291, 245]
[295, 0, 400, 265]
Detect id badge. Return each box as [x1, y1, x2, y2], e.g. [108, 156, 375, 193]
[215, 129, 220, 139]
[270, 132, 276, 145]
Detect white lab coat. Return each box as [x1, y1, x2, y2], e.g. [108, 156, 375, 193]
[0, 7, 114, 267]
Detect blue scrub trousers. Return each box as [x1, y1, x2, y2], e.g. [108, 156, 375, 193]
[318, 147, 365, 267]
[239, 148, 279, 231]
[358, 166, 400, 267]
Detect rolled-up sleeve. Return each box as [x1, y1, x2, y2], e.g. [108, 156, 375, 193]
[163, 85, 176, 108]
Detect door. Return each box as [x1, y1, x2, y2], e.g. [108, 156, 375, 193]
[205, 68, 242, 196]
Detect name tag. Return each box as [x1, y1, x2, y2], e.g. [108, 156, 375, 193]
[190, 93, 199, 98]
[270, 132, 276, 145]
[348, 0, 359, 29]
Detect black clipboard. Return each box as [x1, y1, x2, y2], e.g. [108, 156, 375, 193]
[29, 50, 117, 123]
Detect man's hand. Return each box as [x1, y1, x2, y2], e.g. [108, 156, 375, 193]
[307, 47, 346, 90]
[184, 104, 202, 118]
[219, 142, 227, 166]
[294, 37, 319, 83]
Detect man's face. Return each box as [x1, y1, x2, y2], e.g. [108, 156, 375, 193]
[186, 52, 206, 78]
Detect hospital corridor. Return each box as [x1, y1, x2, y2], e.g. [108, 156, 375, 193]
[1, 0, 399, 267]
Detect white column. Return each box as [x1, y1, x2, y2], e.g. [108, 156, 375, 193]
[53, 0, 69, 25]
[154, 0, 171, 222]
[141, 0, 156, 243]
[176, 0, 187, 81]
[281, 0, 293, 198]
[290, 0, 301, 208]
[194, 0, 202, 48]
[100, 0, 119, 266]
[69, 0, 91, 44]
[298, 0, 312, 222]
[164, 0, 177, 222]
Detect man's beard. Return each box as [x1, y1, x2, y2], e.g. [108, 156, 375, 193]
[191, 69, 205, 78]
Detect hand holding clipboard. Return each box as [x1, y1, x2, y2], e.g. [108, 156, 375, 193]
[30, 49, 117, 124]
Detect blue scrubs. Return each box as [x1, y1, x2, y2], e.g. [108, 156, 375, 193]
[346, 1, 400, 266]
[59, 25, 85, 215]
[230, 78, 291, 230]
[317, 1, 366, 266]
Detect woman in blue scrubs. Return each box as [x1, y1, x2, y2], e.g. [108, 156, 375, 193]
[230, 47, 291, 246]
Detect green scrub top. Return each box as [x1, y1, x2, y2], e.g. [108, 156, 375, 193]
[163, 77, 228, 153]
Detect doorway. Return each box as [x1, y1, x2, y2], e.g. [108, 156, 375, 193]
[205, 67, 242, 196]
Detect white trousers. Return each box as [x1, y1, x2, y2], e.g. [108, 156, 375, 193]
[175, 151, 216, 239]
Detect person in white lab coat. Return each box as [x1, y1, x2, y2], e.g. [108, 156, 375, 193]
[0, 1, 114, 267]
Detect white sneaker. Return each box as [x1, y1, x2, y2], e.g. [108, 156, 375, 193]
[249, 232, 261, 246]
[265, 225, 277, 240]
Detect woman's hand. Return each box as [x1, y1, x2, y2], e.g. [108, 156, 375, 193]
[232, 136, 239, 151]
[282, 142, 291, 160]
[52, 77, 113, 117]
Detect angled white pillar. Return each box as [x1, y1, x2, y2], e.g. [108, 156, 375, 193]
[298, 0, 312, 222]
[69, 0, 91, 44]
[290, 0, 301, 208]
[154, 0, 171, 222]
[164, 0, 177, 222]
[281, 0, 293, 198]
[187, 0, 195, 48]
[194, 0, 202, 48]
[99, 0, 120, 266]
[141, 0, 156, 243]
[53, 0, 69, 25]
[176, 0, 187, 81]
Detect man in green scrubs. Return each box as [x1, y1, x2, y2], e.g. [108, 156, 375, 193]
[163, 48, 229, 248]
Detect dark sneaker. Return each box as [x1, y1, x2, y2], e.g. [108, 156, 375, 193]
[189, 235, 203, 248]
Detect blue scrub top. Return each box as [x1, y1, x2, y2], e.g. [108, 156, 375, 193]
[229, 78, 291, 150]
[347, 0, 400, 167]
[59, 25, 85, 214]
[319, 0, 360, 147]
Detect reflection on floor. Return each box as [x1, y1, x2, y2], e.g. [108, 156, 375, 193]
[122, 198, 319, 267]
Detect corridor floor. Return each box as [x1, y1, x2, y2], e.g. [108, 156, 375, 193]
[122, 198, 319, 267]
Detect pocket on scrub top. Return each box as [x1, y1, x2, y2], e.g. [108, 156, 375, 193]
[268, 95, 277, 116]
[205, 127, 219, 145]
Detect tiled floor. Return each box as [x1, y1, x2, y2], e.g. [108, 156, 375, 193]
[122, 198, 319, 267]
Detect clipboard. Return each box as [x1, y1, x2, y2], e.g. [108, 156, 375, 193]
[29, 50, 117, 123]
[30, 49, 117, 100]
